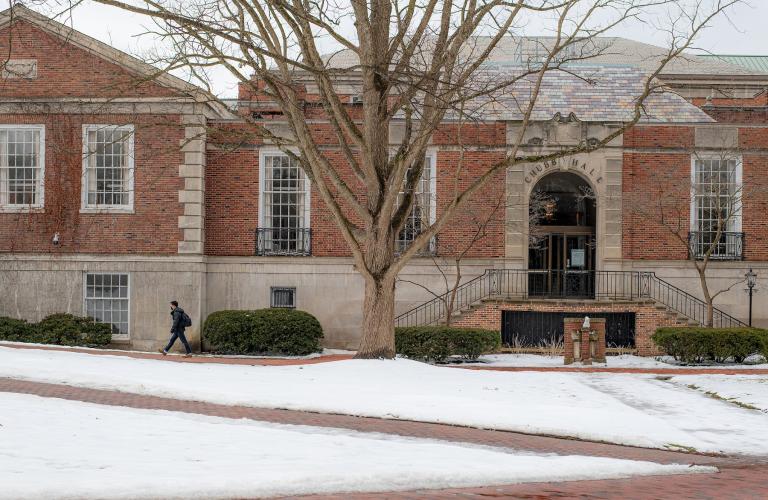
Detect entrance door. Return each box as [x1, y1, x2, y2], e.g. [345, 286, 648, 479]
[562, 234, 594, 297]
[528, 232, 594, 298]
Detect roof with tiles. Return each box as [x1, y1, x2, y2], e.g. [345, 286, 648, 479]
[443, 66, 714, 123]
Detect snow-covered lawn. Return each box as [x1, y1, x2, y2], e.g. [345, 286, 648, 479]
[667, 375, 768, 413]
[477, 353, 768, 369]
[1, 346, 767, 455]
[1, 393, 712, 499]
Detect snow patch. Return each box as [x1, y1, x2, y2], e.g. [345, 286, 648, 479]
[0, 393, 713, 499]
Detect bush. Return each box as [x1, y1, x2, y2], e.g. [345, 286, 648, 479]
[0, 314, 111, 347]
[395, 326, 501, 363]
[0, 316, 36, 342]
[37, 314, 113, 346]
[652, 327, 768, 364]
[203, 308, 323, 356]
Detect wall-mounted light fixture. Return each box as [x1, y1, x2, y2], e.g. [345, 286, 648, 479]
[52, 232, 61, 245]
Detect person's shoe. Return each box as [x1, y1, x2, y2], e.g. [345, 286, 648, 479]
[158, 349, 167, 356]
[183, 352, 192, 358]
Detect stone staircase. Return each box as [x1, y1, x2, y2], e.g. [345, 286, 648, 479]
[396, 269, 744, 329]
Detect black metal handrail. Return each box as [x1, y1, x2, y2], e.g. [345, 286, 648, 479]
[688, 231, 744, 260]
[256, 227, 311, 256]
[395, 269, 746, 329]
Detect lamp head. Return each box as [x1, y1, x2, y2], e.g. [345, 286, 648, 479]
[746, 268, 757, 289]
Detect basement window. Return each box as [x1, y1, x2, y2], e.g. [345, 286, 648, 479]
[270, 287, 296, 309]
[84, 273, 130, 338]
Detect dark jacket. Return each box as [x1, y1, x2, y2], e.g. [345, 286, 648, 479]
[171, 307, 186, 333]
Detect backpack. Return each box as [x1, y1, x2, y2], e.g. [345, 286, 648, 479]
[182, 311, 192, 328]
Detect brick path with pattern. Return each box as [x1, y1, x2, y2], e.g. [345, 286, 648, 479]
[4, 342, 768, 375]
[2, 344, 768, 498]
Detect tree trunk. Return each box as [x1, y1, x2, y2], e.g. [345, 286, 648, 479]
[696, 264, 714, 327]
[356, 275, 397, 358]
[356, 227, 397, 359]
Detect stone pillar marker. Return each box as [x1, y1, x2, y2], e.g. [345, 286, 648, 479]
[564, 316, 606, 365]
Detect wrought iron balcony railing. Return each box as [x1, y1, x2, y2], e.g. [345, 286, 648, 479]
[688, 231, 744, 260]
[256, 227, 311, 256]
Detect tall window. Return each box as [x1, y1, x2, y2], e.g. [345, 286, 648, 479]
[82, 125, 134, 210]
[691, 156, 742, 259]
[396, 154, 435, 254]
[85, 273, 130, 337]
[0, 126, 44, 209]
[259, 153, 311, 255]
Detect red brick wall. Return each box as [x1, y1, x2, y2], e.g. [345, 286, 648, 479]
[0, 20, 178, 98]
[703, 107, 768, 124]
[452, 300, 680, 356]
[621, 150, 691, 260]
[743, 154, 768, 260]
[623, 125, 694, 149]
[0, 114, 184, 254]
[205, 147, 260, 256]
[205, 123, 507, 258]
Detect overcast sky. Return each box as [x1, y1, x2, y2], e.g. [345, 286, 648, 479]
[43, 1, 768, 97]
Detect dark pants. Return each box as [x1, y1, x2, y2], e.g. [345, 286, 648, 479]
[165, 329, 192, 354]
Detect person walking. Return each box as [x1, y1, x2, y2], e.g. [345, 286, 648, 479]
[159, 300, 193, 357]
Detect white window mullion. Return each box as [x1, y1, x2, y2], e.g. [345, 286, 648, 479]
[691, 155, 743, 258]
[258, 151, 311, 255]
[82, 125, 134, 212]
[84, 272, 130, 338]
[396, 152, 435, 253]
[0, 125, 44, 211]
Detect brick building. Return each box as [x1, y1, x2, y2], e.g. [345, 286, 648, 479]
[1, 6, 767, 354]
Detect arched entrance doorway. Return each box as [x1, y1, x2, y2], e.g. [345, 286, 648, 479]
[528, 172, 596, 298]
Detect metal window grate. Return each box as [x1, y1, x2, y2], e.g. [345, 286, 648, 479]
[270, 287, 296, 308]
[396, 155, 435, 254]
[0, 128, 42, 207]
[84, 126, 133, 207]
[85, 273, 129, 335]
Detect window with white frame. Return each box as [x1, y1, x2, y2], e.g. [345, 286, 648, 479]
[84, 273, 130, 336]
[0, 125, 44, 209]
[82, 125, 134, 210]
[396, 154, 435, 254]
[691, 156, 743, 259]
[259, 153, 311, 255]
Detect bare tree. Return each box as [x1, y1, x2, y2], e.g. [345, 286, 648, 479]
[51, 0, 740, 357]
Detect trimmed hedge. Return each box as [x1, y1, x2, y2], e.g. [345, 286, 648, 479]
[395, 326, 501, 362]
[203, 308, 323, 356]
[652, 327, 768, 364]
[0, 314, 112, 347]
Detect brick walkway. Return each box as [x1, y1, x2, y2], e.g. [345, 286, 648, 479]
[3, 342, 767, 375]
[0, 342, 353, 365]
[457, 365, 768, 375]
[1, 376, 767, 499]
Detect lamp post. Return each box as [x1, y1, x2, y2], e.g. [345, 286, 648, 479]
[745, 268, 757, 327]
